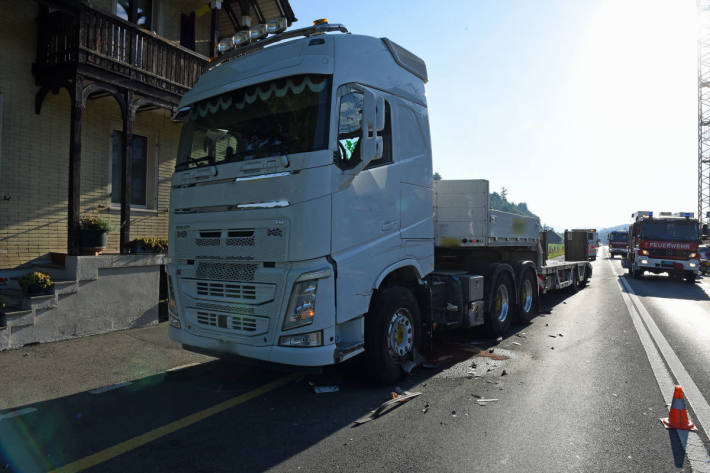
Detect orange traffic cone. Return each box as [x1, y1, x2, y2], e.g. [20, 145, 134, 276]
[661, 386, 698, 431]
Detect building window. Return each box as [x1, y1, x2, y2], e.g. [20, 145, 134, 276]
[115, 0, 152, 29]
[111, 131, 148, 207]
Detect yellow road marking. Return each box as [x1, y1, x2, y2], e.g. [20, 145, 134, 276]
[50, 373, 301, 473]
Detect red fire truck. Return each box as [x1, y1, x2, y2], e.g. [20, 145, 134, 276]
[608, 231, 628, 259]
[624, 211, 701, 282]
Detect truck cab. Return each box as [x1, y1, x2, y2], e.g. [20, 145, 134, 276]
[608, 231, 628, 259]
[167, 22, 433, 370]
[625, 211, 701, 282]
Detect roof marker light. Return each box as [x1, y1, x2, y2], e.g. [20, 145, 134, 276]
[250, 24, 268, 40]
[233, 30, 251, 47]
[217, 37, 234, 53]
[313, 18, 328, 26]
[266, 17, 287, 34]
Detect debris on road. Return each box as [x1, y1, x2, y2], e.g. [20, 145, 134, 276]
[308, 380, 340, 394]
[512, 342, 521, 346]
[501, 370, 508, 376]
[475, 398, 499, 406]
[548, 334, 557, 338]
[495, 336, 503, 343]
[451, 410, 457, 417]
[312, 385, 339, 394]
[353, 391, 422, 425]
[558, 333, 564, 337]
[488, 348, 495, 353]
[551, 347, 555, 350]
[422, 403, 429, 414]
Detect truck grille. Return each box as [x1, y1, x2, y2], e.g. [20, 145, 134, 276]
[196, 281, 256, 300]
[194, 310, 267, 335]
[196, 262, 257, 281]
[226, 237, 255, 247]
[195, 238, 220, 247]
[648, 249, 688, 259]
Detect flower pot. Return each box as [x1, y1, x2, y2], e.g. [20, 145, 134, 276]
[26, 283, 55, 296]
[80, 229, 108, 249]
[132, 242, 152, 253]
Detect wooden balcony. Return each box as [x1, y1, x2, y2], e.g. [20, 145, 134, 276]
[34, 2, 210, 104]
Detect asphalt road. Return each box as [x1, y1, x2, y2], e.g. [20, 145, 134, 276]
[1, 247, 710, 472]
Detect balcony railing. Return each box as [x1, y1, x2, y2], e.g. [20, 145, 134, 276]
[35, 4, 210, 98]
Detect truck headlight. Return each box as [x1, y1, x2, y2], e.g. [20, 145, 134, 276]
[690, 262, 697, 268]
[283, 279, 318, 330]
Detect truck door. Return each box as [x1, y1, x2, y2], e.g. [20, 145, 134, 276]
[331, 85, 400, 322]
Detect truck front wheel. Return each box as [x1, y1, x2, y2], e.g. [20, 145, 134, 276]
[486, 273, 513, 336]
[685, 271, 697, 284]
[365, 286, 421, 384]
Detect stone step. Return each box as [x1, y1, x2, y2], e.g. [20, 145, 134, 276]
[4, 308, 33, 328]
[22, 294, 57, 311]
[32, 264, 71, 281]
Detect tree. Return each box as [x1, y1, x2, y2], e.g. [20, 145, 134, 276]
[433, 172, 442, 181]
[500, 187, 508, 201]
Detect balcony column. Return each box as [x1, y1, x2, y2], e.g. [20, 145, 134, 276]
[68, 76, 84, 256]
[120, 90, 134, 254]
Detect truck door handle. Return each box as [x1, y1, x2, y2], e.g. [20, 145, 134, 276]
[381, 220, 398, 231]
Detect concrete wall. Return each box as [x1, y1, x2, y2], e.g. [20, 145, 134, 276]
[0, 0, 191, 268]
[1, 255, 166, 350]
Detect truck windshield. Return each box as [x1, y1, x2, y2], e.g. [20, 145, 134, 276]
[176, 74, 331, 171]
[640, 221, 699, 242]
[610, 233, 627, 242]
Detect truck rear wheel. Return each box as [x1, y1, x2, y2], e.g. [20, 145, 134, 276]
[516, 269, 538, 324]
[486, 273, 513, 336]
[364, 286, 421, 384]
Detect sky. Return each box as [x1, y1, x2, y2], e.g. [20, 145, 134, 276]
[292, 0, 698, 231]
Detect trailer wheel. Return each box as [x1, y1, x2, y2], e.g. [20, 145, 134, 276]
[569, 269, 580, 293]
[516, 269, 538, 324]
[364, 286, 421, 384]
[486, 273, 513, 336]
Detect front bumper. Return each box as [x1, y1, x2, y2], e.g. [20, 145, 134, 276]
[610, 247, 628, 254]
[169, 325, 337, 366]
[636, 256, 699, 273]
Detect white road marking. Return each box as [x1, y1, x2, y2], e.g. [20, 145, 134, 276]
[88, 381, 133, 394]
[609, 257, 710, 472]
[0, 407, 37, 421]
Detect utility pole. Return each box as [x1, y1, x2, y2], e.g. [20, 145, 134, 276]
[698, 0, 710, 225]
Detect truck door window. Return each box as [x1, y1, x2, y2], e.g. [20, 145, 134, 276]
[336, 91, 364, 169]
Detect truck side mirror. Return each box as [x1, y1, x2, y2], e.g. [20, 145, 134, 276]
[341, 87, 382, 175]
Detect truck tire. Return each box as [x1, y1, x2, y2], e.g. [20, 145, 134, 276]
[485, 272, 513, 336]
[364, 286, 421, 384]
[685, 271, 697, 284]
[516, 269, 538, 324]
[569, 269, 580, 293]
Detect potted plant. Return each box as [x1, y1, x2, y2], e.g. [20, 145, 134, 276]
[19, 272, 55, 296]
[131, 237, 168, 254]
[80, 214, 114, 253]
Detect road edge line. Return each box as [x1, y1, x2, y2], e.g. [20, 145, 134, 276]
[609, 256, 710, 471]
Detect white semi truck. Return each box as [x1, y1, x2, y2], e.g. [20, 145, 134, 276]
[167, 21, 592, 382]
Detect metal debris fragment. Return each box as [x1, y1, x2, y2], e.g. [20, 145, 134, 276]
[475, 398, 499, 405]
[353, 391, 422, 425]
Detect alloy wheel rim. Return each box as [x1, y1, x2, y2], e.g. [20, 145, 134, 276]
[495, 285, 510, 322]
[387, 309, 413, 359]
